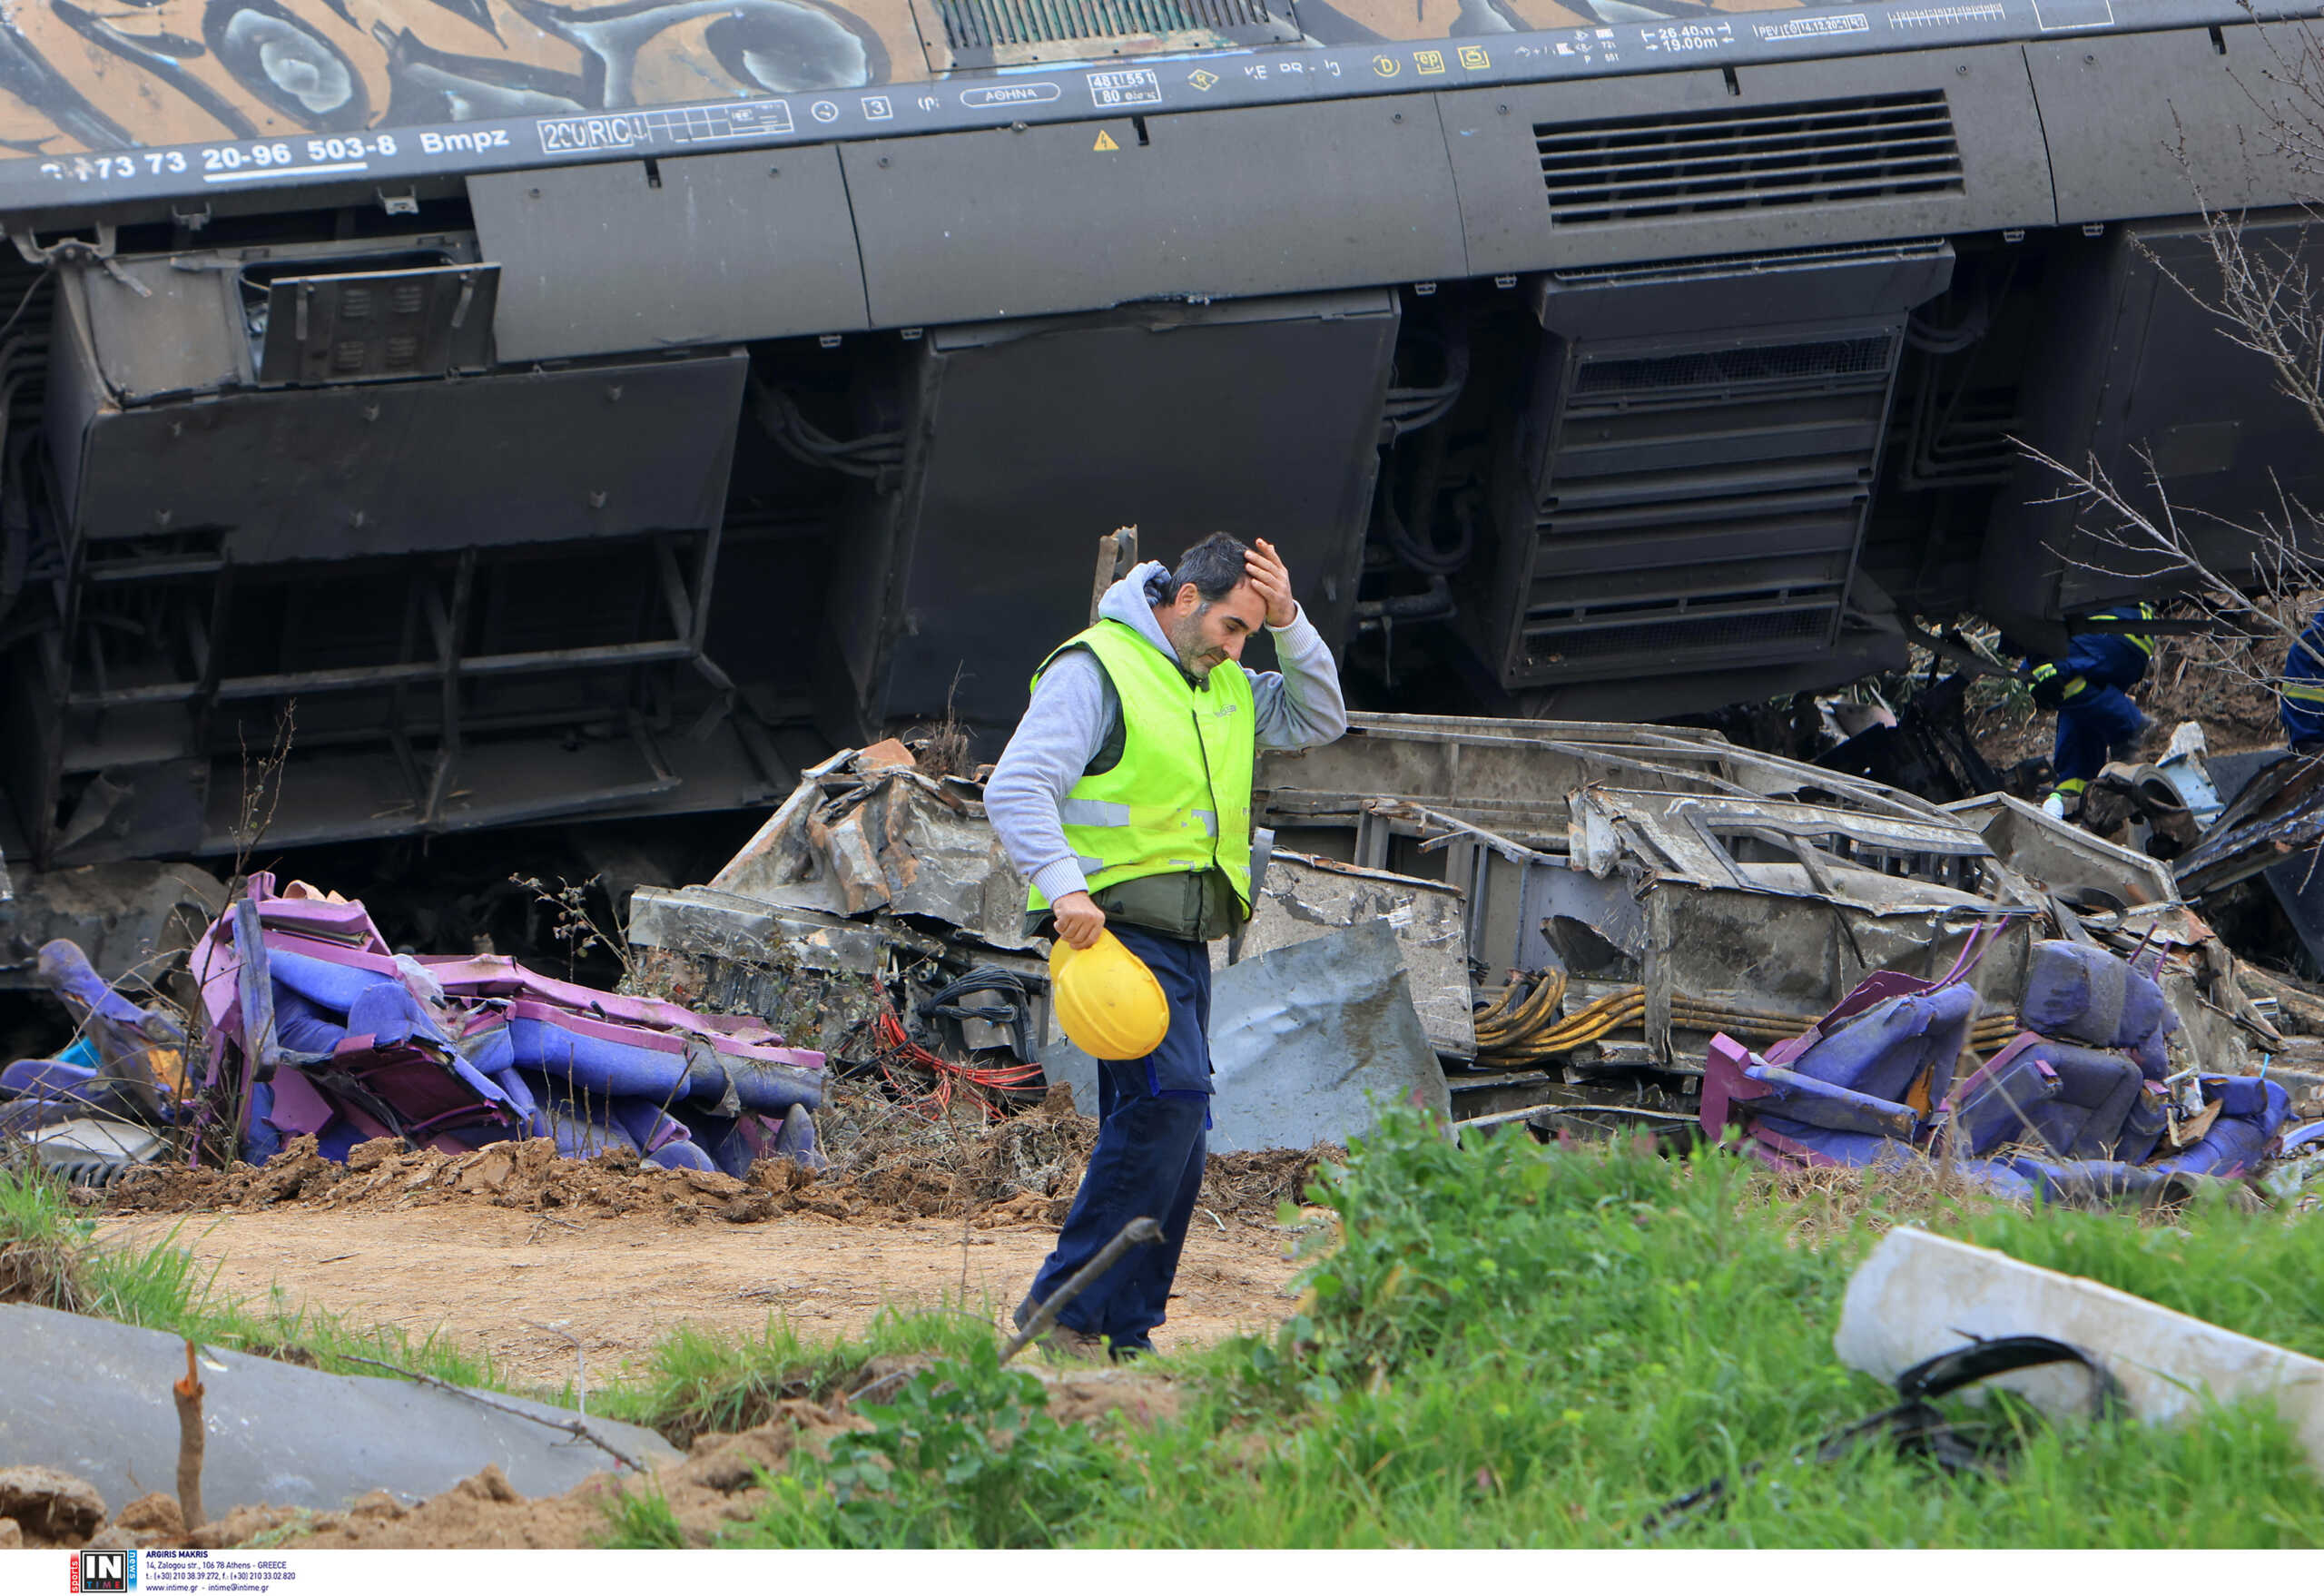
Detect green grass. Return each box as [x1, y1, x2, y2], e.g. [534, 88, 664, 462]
[592, 1298, 1003, 1443]
[695, 1112, 2324, 1549]
[11, 1117, 2324, 1549]
[1954, 1199, 2324, 1359]
[2, 1165, 497, 1390]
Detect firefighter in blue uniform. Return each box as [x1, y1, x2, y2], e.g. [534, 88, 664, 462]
[2026, 605, 2155, 809]
[2282, 608, 2324, 754]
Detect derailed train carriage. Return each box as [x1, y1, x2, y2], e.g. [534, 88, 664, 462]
[0, 0, 2316, 892]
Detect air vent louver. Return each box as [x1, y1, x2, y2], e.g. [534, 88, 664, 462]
[1573, 333, 1896, 396]
[1538, 93, 1965, 225]
[1492, 326, 1907, 687]
[1530, 605, 1833, 665]
[933, 0, 1286, 48]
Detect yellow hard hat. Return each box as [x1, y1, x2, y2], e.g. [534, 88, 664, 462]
[1049, 930, 1169, 1060]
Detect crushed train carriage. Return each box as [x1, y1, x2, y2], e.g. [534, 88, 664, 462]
[5, 0, 2324, 890]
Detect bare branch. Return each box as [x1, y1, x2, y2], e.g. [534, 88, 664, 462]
[338, 1353, 645, 1473]
[2014, 438, 2324, 689]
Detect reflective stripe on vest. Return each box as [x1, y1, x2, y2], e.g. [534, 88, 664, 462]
[2284, 681, 2324, 705]
[1026, 620, 1256, 916]
[2090, 604, 2156, 655]
[2033, 662, 2089, 700]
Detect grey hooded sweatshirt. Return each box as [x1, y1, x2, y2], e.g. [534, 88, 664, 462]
[985, 559, 1348, 940]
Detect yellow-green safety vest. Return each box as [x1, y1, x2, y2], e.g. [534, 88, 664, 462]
[1025, 620, 1256, 918]
[2033, 605, 2157, 702]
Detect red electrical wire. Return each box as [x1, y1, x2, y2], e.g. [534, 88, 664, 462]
[868, 1009, 1043, 1121]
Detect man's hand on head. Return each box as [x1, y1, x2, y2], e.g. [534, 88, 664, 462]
[1052, 890, 1107, 951]
[1246, 539, 1298, 629]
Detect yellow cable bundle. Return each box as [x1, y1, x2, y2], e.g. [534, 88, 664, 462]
[1474, 984, 1646, 1065]
[1471, 976, 2020, 1072]
[1472, 968, 1570, 1050]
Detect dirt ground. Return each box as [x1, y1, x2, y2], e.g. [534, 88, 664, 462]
[54, 1103, 1316, 1551]
[94, 1203, 1305, 1387]
[84, 1080, 1327, 1388]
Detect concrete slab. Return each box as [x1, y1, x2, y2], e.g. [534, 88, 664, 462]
[1836, 1228, 2324, 1472]
[0, 1305, 678, 1517]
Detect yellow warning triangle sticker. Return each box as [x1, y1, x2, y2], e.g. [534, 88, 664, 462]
[1092, 129, 1119, 152]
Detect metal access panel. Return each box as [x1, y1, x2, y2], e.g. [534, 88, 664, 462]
[1980, 219, 2324, 632]
[842, 100, 1467, 328]
[258, 263, 497, 385]
[860, 291, 1398, 740]
[54, 236, 494, 408]
[470, 146, 869, 361]
[1441, 44, 2053, 275]
[62, 258, 248, 406]
[2029, 25, 2309, 225]
[1485, 243, 1944, 690]
[60, 351, 748, 561]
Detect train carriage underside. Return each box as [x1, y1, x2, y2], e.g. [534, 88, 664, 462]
[0, 0, 2317, 869]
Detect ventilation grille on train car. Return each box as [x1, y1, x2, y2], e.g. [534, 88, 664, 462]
[1494, 327, 1905, 687]
[1573, 334, 1895, 396]
[1528, 604, 1834, 665]
[1537, 93, 1965, 225]
[932, 0, 1285, 48]
[1547, 238, 1952, 290]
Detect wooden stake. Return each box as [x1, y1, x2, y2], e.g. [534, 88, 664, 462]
[1089, 526, 1137, 624]
[172, 1339, 205, 1536]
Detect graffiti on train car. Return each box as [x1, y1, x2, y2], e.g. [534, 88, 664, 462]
[0, 0, 1816, 156]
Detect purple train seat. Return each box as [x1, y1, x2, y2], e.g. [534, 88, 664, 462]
[1949, 1033, 2150, 1161]
[1702, 979, 1977, 1164]
[2020, 941, 2171, 1054]
[183, 871, 830, 1172]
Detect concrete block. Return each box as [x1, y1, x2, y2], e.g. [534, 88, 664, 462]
[0, 1305, 677, 1517]
[1836, 1228, 2324, 1473]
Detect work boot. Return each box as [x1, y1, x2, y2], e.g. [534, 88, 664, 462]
[1033, 1325, 1110, 1363]
[1012, 1291, 1108, 1362]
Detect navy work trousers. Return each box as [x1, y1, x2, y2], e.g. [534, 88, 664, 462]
[2053, 685, 2148, 787]
[1027, 921, 1211, 1355]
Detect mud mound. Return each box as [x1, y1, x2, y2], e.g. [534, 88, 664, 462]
[0, 1236, 88, 1311]
[1968, 600, 2304, 771]
[103, 1090, 1338, 1230]
[821, 1081, 1098, 1225]
[1203, 1148, 1336, 1219]
[106, 1136, 837, 1227]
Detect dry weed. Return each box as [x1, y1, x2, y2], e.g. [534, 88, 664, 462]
[0, 1237, 88, 1311]
[1756, 1152, 2020, 1252]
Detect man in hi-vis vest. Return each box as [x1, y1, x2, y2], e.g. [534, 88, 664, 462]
[987, 532, 1347, 1360]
